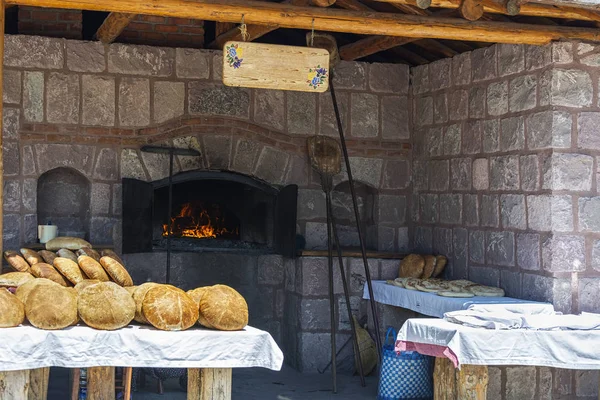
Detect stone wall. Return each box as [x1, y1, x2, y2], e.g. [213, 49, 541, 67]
[411, 41, 600, 398]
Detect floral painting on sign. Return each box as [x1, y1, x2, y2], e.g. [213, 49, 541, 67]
[307, 66, 328, 90]
[226, 43, 243, 69]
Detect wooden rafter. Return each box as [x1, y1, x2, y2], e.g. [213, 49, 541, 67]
[7, 0, 600, 45]
[96, 12, 137, 43]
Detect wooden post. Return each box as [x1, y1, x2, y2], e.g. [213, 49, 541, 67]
[0, 0, 5, 258]
[123, 367, 132, 400]
[434, 357, 488, 400]
[187, 368, 232, 400]
[28, 368, 50, 400]
[70, 368, 81, 400]
[0, 370, 30, 399]
[87, 367, 115, 400]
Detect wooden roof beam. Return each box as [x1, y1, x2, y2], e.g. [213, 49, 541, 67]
[8, 0, 600, 45]
[96, 12, 137, 43]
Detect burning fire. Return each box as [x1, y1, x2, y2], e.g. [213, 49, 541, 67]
[162, 202, 238, 239]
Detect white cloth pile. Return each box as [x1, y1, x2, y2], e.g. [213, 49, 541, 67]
[445, 304, 600, 331]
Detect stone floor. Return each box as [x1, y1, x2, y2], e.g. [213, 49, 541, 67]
[48, 365, 378, 400]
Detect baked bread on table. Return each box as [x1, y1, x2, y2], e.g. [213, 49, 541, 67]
[0, 272, 35, 287]
[20, 248, 43, 266]
[76, 247, 102, 262]
[74, 279, 101, 293]
[53, 257, 86, 285]
[4, 251, 31, 273]
[432, 256, 447, 277]
[125, 285, 137, 296]
[187, 286, 214, 328]
[45, 237, 92, 251]
[99, 256, 133, 287]
[30, 263, 70, 287]
[38, 250, 57, 265]
[199, 285, 248, 331]
[133, 282, 160, 324]
[0, 288, 25, 328]
[57, 249, 79, 263]
[421, 255, 437, 279]
[142, 285, 198, 331]
[78, 282, 135, 330]
[398, 254, 425, 278]
[25, 284, 78, 330]
[100, 249, 124, 265]
[16, 278, 61, 305]
[77, 256, 110, 282]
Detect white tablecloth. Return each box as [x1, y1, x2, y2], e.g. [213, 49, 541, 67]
[362, 280, 552, 318]
[397, 318, 600, 370]
[0, 324, 283, 372]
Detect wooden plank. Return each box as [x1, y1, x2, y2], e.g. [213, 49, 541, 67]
[433, 357, 488, 399]
[433, 357, 456, 400]
[7, 0, 600, 45]
[28, 368, 50, 400]
[123, 367, 132, 400]
[340, 35, 415, 60]
[215, 22, 236, 36]
[70, 369, 80, 400]
[96, 12, 137, 43]
[222, 41, 330, 92]
[188, 368, 232, 400]
[459, 0, 484, 20]
[87, 367, 115, 400]
[0, 370, 29, 400]
[0, 0, 4, 260]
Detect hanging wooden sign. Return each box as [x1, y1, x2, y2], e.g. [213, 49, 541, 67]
[222, 41, 330, 93]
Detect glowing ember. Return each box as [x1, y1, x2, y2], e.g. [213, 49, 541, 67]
[162, 202, 238, 239]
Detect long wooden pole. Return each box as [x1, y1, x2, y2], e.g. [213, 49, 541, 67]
[96, 12, 137, 43]
[7, 0, 600, 44]
[0, 0, 4, 260]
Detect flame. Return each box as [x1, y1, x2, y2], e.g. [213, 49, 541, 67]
[162, 202, 238, 239]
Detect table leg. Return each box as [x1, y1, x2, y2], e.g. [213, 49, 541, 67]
[87, 367, 115, 400]
[187, 368, 232, 400]
[70, 368, 80, 400]
[123, 367, 132, 400]
[434, 357, 488, 400]
[0, 370, 30, 399]
[28, 367, 50, 400]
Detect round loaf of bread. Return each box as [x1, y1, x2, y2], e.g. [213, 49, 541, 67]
[421, 255, 437, 279]
[16, 278, 60, 305]
[0, 272, 35, 287]
[76, 247, 101, 262]
[432, 256, 447, 277]
[57, 249, 78, 263]
[25, 285, 78, 330]
[74, 279, 101, 293]
[99, 256, 133, 287]
[30, 263, 70, 287]
[100, 249, 124, 265]
[20, 248, 43, 266]
[38, 250, 57, 265]
[53, 257, 85, 285]
[125, 285, 137, 296]
[77, 256, 110, 282]
[4, 251, 31, 273]
[0, 288, 25, 328]
[78, 282, 135, 330]
[399, 254, 425, 278]
[187, 287, 214, 328]
[132, 282, 160, 324]
[199, 285, 248, 331]
[142, 285, 198, 331]
[45, 237, 92, 251]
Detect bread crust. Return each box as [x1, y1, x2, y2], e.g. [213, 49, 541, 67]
[199, 285, 248, 331]
[25, 285, 78, 329]
[78, 282, 135, 330]
[0, 288, 25, 328]
[142, 285, 198, 331]
[77, 256, 110, 282]
[45, 237, 92, 251]
[99, 257, 133, 287]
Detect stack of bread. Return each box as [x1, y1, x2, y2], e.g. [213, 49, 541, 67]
[386, 253, 505, 298]
[0, 236, 249, 332]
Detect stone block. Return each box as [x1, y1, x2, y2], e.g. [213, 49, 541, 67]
[527, 195, 551, 231]
[439, 194, 462, 225]
[490, 156, 519, 191]
[505, 366, 536, 400]
[426, 127, 443, 157]
[397, 227, 409, 252]
[430, 58, 451, 90]
[230, 138, 259, 175]
[287, 92, 317, 136]
[542, 235, 586, 272]
[414, 226, 433, 254]
[3, 180, 20, 212]
[411, 193, 419, 223]
[539, 367, 553, 400]
[554, 368, 574, 396]
[382, 159, 410, 190]
[579, 197, 600, 232]
[448, 90, 468, 121]
[90, 217, 118, 244]
[580, 278, 600, 313]
[520, 155, 539, 192]
[472, 46, 497, 82]
[429, 160, 449, 192]
[351, 93, 378, 138]
[500, 116, 525, 151]
[526, 44, 552, 70]
[452, 228, 469, 279]
[2, 213, 20, 250]
[47, 73, 80, 124]
[462, 120, 482, 154]
[549, 153, 593, 191]
[452, 52, 471, 86]
[121, 149, 147, 180]
[319, 91, 348, 137]
[547, 69, 593, 107]
[443, 124, 461, 156]
[451, 158, 472, 191]
[1, 141, 17, 178]
[332, 61, 366, 90]
[482, 119, 499, 153]
[119, 78, 150, 127]
[498, 44, 524, 76]
[576, 371, 599, 397]
[486, 231, 514, 267]
[487, 81, 508, 116]
[468, 86, 486, 119]
[420, 194, 439, 224]
[112, 184, 122, 215]
[382, 95, 409, 140]
[501, 269, 521, 298]
[509, 75, 536, 112]
[188, 83, 250, 118]
[140, 151, 179, 181]
[434, 94, 448, 124]
[469, 265, 499, 287]
[592, 239, 600, 272]
[298, 332, 352, 373]
[469, 230, 485, 264]
[578, 42, 597, 55]
[550, 195, 574, 232]
[414, 96, 433, 126]
[481, 195, 499, 228]
[4, 35, 63, 69]
[174, 136, 204, 172]
[285, 155, 309, 187]
[551, 42, 573, 64]
[3, 70, 21, 104]
[487, 367, 502, 399]
[578, 112, 600, 150]
[153, 81, 185, 124]
[517, 233, 540, 270]
[413, 160, 428, 191]
[108, 43, 174, 76]
[374, 226, 395, 252]
[66, 41, 105, 72]
[433, 227, 453, 258]
[258, 255, 284, 285]
[23, 71, 44, 122]
[349, 257, 379, 294]
[338, 296, 365, 331]
[369, 63, 409, 94]
[463, 194, 479, 227]
[297, 189, 325, 220]
[342, 157, 383, 189]
[3, 108, 19, 141]
[203, 135, 232, 170]
[254, 146, 290, 185]
[378, 195, 406, 225]
[299, 257, 343, 295]
[472, 158, 489, 191]
[36, 144, 95, 176]
[176, 48, 210, 79]
[254, 89, 285, 131]
[82, 75, 115, 126]
[22, 179, 36, 213]
[24, 214, 37, 244]
[212, 52, 223, 81]
[91, 183, 110, 214]
[22, 146, 35, 176]
[412, 64, 430, 94]
[500, 194, 526, 230]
